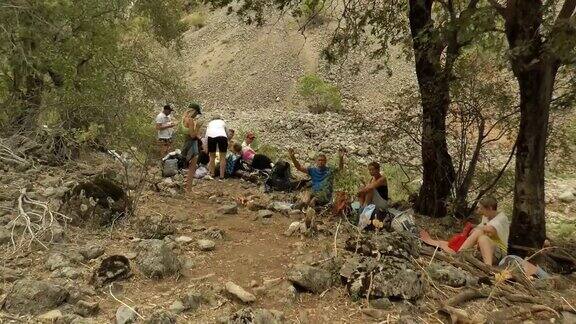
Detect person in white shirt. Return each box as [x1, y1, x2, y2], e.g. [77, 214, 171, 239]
[155, 104, 176, 157]
[458, 196, 510, 265]
[205, 117, 234, 179]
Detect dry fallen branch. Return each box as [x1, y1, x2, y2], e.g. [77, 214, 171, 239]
[10, 189, 71, 251]
[446, 288, 487, 307]
[0, 139, 27, 166]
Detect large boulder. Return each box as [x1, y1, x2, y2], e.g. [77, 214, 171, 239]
[4, 279, 68, 315]
[342, 232, 424, 301]
[135, 239, 181, 279]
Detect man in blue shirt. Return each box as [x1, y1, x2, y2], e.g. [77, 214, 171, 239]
[288, 147, 345, 207]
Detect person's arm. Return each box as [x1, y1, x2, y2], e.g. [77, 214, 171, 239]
[482, 225, 498, 238]
[288, 148, 308, 174]
[359, 176, 387, 194]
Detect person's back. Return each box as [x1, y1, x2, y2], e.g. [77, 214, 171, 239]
[206, 119, 227, 138]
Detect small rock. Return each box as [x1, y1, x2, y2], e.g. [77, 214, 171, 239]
[79, 244, 105, 260]
[269, 202, 292, 214]
[169, 300, 186, 314]
[284, 222, 307, 236]
[144, 310, 177, 324]
[197, 239, 216, 251]
[427, 263, 470, 288]
[225, 281, 256, 303]
[175, 236, 194, 243]
[116, 305, 138, 324]
[4, 279, 69, 314]
[218, 203, 238, 215]
[0, 266, 20, 282]
[52, 266, 82, 279]
[287, 264, 333, 294]
[561, 311, 576, 324]
[135, 239, 182, 279]
[257, 210, 274, 219]
[181, 291, 204, 311]
[183, 258, 195, 269]
[38, 309, 63, 321]
[370, 298, 392, 310]
[75, 300, 99, 317]
[361, 308, 385, 319]
[559, 191, 576, 203]
[250, 280, 258, 287]
[46, 253, 71, 271]
[0, 227, 10, 245]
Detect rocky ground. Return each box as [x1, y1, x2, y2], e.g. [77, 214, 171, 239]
[1, 139, 576, 323]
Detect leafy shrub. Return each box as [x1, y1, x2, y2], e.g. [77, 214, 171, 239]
[298, 0, 327, 26]
[298, 74, 342, 114]
[183, 12, 206, 29]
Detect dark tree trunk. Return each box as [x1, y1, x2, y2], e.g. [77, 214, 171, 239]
[409, 0, 456, 217]
[502, 0, 559, 251]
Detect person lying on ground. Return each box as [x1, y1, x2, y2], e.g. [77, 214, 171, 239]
[241, 131, 273, 170]
[155, 104, 176, 158]
[182, 103, 202, 192]
[205, 117, 234, 180]
[358, 161, 389, 211]
[288, 147, 345, 207]
[420, 196, 509, 266]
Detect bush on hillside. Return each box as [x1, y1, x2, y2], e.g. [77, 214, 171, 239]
[298, 74, 342, 114]
[297, 0, 328, 26]
[183, 12, 206, 29]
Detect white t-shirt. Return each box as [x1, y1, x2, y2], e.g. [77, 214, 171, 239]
[206, 119, 227, 138]
[481, 212, 510, 251]
[155, 112, 174, 139]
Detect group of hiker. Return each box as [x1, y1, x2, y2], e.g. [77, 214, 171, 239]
[155, 104, 548, 277]
[154, 103, 390, 207]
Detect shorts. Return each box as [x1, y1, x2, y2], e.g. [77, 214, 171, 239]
[371, 189, 388, 210]
[182, 137, 199, 161]
[158, 138, 173, 144]
[207, 136, 228, 153]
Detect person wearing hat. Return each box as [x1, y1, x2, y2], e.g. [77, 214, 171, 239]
[155, 104, 176, 157]
[182, 102, 202, 192]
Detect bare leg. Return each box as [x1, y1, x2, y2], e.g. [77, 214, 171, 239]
[365, 190, 374, 206]
[186, 156, 198, 193]
[219, 151, 226, 180]
[459, 228, 483, 251]
[420, 230, 456, 254]
[358, 192, 366, 206]
[209, 153, 216, 177]
[477, 234, 495, 265]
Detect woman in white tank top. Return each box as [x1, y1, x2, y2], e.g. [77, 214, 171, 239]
[205, 119, 233, 179]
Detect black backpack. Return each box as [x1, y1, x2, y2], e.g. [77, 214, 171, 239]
[265, 160, 293, 191]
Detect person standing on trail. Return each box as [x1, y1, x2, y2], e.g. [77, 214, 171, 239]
[205, 117, 234, 180]
[288, 148, 345, 207]
[182, 103, 202, 192]
[358, 162, 389, 211]
[155, 104, 176, 157]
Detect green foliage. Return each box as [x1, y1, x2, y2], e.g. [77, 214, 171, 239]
[295, 0, 327, 26]
[297, 74, 342, 113]
[0, 0, 190, 154]
[183, 12, 207, 29]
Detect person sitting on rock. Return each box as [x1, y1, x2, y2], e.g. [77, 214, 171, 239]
[358, 162, 389, 211]
[420, 196, 509, 265]
[288, 147, 345, 207]
[241, 131, 272, 170]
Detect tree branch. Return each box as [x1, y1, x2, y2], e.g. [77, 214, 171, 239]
[487, 0, 507, 18]
[556, 0, 576, 22]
